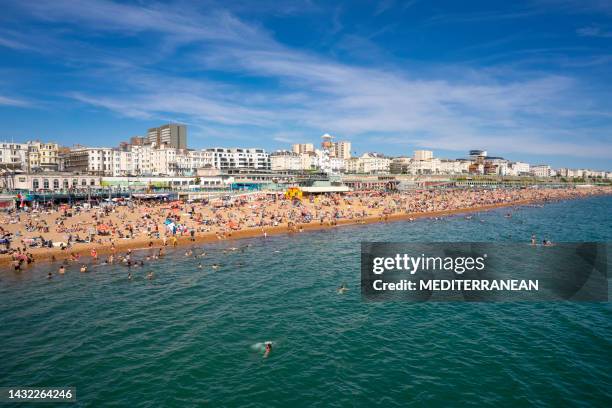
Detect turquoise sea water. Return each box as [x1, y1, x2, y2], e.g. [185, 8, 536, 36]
[1, 195, 611, 407]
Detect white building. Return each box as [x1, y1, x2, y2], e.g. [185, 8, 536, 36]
[0, 142, 29, 169]
[406, 157, 441, 175]
[508, 162, 530, 176]
[1, 172, 101, 192]
[60, 147, 115, 175]
[187, 150, 213, 174]
[270, 150, 302, 171]
[438, 159, 470, 174]
[530, 165, 552, 178]
[345, 153, 390, 174]
[130, 144, 153, 175]
[205, 148, 271, 171]
[485, 158, 511, 176]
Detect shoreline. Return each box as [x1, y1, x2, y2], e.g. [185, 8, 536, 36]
[0, 198, 544, 268]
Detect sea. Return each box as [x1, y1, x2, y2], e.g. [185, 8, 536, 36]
[0, 195, 610, 407]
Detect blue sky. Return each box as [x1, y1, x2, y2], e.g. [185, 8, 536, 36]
[0, 0, 611, 169]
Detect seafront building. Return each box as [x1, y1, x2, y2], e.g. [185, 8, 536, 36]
[0, 142, 29, 169]
[204, 148, 271, 171]
[1, 128, 611, 196]
[26, 141, 60, 171]
[146, 124, 187, 149]
[291, 143, 314, 154]
[530, 165, 553, 178]
[270, 150, 303, 171]
[345, 153, 391, 174]
[4, 172, 101, 191]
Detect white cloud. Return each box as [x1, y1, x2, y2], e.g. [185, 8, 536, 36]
[0, 95, 30, 107]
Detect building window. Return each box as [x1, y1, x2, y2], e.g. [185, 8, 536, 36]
[43, 179, 49, 189]
[90, 179, 95, 186]
[63, 179, 69, 189]
[82, 179, 87, 186]
[72, 179, 77, 187]
[53, 179, 59, 189]
[33, 179, 39, 190]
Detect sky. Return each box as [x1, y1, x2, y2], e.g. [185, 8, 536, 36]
[0, 0, 611, 169]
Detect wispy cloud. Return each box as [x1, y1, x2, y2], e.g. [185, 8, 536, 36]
[577, 25, 612, 38]
[0, 95, 30, 107]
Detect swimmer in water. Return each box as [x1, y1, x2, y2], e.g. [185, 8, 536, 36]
[147, 271, 154, 280]
[198, 263, 203, 269]
[212, 264, 220, 270]
[531, 234, 537, 246]
[264, 341, 272, 357]
[128, 272, 132, 280]
[48, 272, 53, 279]
[58, 265, 66, 274]
[337, 283, 349, 294]
[80, 265, 88, 273]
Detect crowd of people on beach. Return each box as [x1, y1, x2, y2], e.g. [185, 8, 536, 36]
[2, 186, 610, 272]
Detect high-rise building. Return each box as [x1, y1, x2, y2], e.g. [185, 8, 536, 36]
[291, 143, 315, 154]
[414, 150, 433, 161]
[147, 124, 187, 149]
[333, 141, 352, 159]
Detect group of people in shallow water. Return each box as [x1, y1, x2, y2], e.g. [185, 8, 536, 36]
[43, 245, 170, 279]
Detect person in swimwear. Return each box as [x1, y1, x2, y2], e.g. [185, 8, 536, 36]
[58, 265, 66, 274]
[531, 234, 537, 246]
[264, 342, 272, 357]
[80, 265, 88, 273]
[337, 283, 349, 294]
